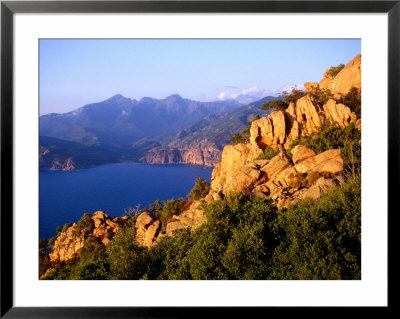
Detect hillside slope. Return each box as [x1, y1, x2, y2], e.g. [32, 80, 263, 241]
[40, 94, 241, 148]
[133, 96, 277, 166]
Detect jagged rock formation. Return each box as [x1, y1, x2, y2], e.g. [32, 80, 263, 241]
[305, 54, 361, 98]
[205, 54, 361, 208]
[49, 211, 127, 262]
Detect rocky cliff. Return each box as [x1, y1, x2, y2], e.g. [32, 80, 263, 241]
[49, 211, 127, 262]
[47, 55, 361, 263]
[140, 141, 221, 167]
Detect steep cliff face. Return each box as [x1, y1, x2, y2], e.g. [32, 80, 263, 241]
[141, 141, 222, 167]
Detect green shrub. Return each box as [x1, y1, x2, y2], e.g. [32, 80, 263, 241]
[156, 228, 194, 279]
[268, 176, 361, 280]
[39, 238, 50, 277]
[48, 235, 58, 247]
[157, 198, 187, 233]
[343, 87, 361, 118]
[282, 88, 306, 103]
[79, 237, 105, 262]
[106, 226, 149, 279]
[230, 133, 246, 145]
[188, 178, 210, 201]
[325, 63, 345, 78]
[308, 85, 334, 105]
[62, 223, 73, 232]
[72, 213, 94, 236]
[255, 146, 280, 160]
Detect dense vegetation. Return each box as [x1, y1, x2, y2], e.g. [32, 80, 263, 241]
[41, 173, 361, 280]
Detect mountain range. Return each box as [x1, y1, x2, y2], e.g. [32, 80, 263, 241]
[39, 94, 276, 169]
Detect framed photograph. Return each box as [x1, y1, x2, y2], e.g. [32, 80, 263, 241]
[1, 0, 396, 317]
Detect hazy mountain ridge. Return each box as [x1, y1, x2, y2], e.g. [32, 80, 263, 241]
[40, 94, 276, 169]
[40, 94, 242, 148]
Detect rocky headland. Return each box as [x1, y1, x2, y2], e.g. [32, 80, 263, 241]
[42, 55, 361, 279]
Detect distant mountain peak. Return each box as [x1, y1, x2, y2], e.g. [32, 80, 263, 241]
[105, 94, 130, 103]
[165, 94, 184, 102]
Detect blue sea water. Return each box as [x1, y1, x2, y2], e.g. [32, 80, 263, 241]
[39, 163, 213, 240]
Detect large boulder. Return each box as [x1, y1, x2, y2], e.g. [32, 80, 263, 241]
[291, 145, 316, 164]
[294, 149, 343, 174]
[323, 99, 357, 128]
[210, 143, 259, 192]
[260, 153, 291, 180]
[250, 111, 287, 150]
[144, 220, 161, 247]
[135, 212, 156, 246]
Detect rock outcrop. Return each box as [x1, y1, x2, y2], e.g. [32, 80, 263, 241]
[49, 211, 127, 262]
[209, 146, 344, 209]
[318, 54, 361, 98]
[135, 212, 161, 247]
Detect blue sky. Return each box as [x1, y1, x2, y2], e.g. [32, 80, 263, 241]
[40, 39, 360, 115]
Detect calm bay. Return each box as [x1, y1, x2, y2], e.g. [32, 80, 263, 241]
[39, 163, 213, 239]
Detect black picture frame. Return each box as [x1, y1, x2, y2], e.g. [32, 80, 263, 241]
[1, 0, 397, 317]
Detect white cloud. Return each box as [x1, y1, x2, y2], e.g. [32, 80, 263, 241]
[217, 91, 230, 101]
[280, 83, 305, 94]
[216, 85, 279, 104]
[216, 83, 306, 104]
[241, 86, 260, 95]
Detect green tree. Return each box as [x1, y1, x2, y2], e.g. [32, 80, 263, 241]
[325, 63, 345, 78]
[282, 88, 306, 103]
[343, 87, 361, 118]
[308, 85, 334, 105]
[106, 226, 149, 279]
[188, 178, 210, 201]
[255, 146, 280, 160]
[268, 177, 361, 280]
[261, 99, 289, 111]
[230, 133, 246, 145]
[157, 198, 187, 232]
